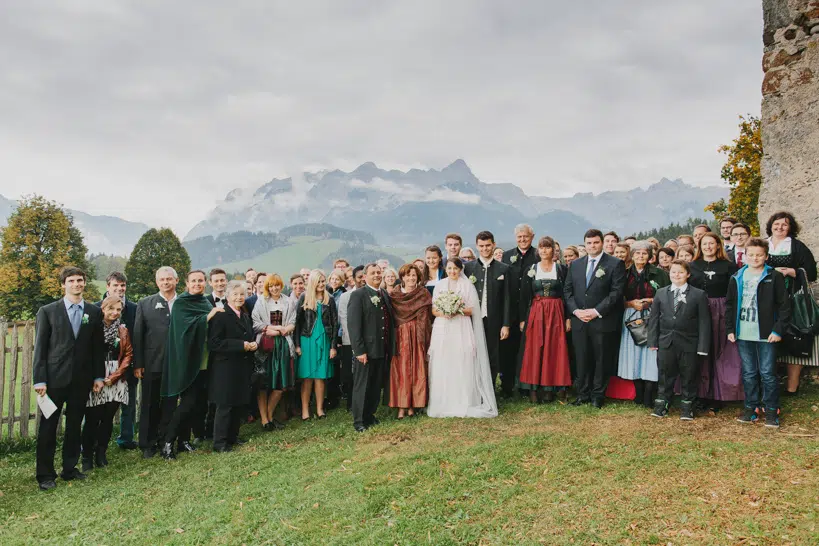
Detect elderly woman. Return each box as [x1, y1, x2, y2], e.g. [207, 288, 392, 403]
[764, 211, 817, 395]
[617, 241, 670, 407]
[675, 245, 695, 263]
[81, 296, 132, 471]
[389, 263, 433, 418]
[294, 269, 338, 420]
[251, 274, 296, 430]
[658, 247, 675, 272]
[424, 245, 445, 294]
[613, 243, 632, 269]
[689, 232, 739, 410]
[459, 247, 477, 263]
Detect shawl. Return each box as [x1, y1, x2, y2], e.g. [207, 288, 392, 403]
[391, 286, 433, 357]
[161, 292, 213, 397]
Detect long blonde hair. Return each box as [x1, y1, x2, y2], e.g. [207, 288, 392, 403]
[302, 269, 329, 311]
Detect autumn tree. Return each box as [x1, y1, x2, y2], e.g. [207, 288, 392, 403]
[125, 228, 191, 298]
[0, 196, 100, 320]
[706, 115, 762, 234]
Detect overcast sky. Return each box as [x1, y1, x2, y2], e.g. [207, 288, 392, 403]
[0, 0, 763, 235]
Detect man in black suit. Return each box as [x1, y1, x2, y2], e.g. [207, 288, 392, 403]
[33, 267, 105, 490]
[564, 229, 627, 408]
[648, 261, 711, 420]
[132, 266, 178, 458]
[347, 263, 394, 432]
[501, 224, 538, 396]
[95, 271, 139, 450]
[464, 231, 511, 383]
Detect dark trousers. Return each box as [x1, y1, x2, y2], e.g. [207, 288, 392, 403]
[573, 328, 614, 401]
[352, 357, 384, 428]
[138, 372, 164, 450]
[633, 379, 658, 408]
[191, 369, 215, 440]
[162, 373, 205, 445]
[499, 328, 520, 395]
[36, 383, 90, 483]
[213, 405, 243, 449]
[340, 345, 354, 410]
[116, 377, 137, 446]
[658, 347, 699, 403]
[326, 354, 342, 408]
[82, 401, 120, 459]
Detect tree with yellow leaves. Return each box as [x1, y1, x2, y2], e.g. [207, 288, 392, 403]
[706, 115, 762, 234]
[0, 195, 99, 320]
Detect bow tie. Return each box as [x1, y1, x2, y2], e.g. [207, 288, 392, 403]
[214, 297, 223, 303]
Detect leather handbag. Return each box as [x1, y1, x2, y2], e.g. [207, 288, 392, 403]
[625, 310, 649, 346]
[260, 333, 277, 352]
[783, 268, 819, 357]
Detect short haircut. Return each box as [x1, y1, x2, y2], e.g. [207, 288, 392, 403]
[333, 259, 350, 268]
[446, 257, 464, 270]
[564, 245, 579, 257]
[475, 231, 495, 243]
[245, 267, 255, 273]
[60, 266, 86, 285]
[624, 236, 637, 242]
[445, 233, 462, 245]
[209, 268, 227, 280]
[289, 273, 303, 283]
[364, 262, 381, 274]
[100, 295, 124, 311]
[746, 237, 770, 255]
[677, 234, 695, 246]
[352, 265, 366, 277]
[765, 211, 800, 238]
[187, 269, 206, 280]
[106, 271, 127, 285]
[538, 236, 555, 249]
[720, 216, 737, 225]
[630, 240, 654, 260]
[255, 272, 267, 281]
[514, 223, 534, 235]
[155, 266, 178, 279]
[658, 247, 675, 259]
[669, 259, 691, 274]
[226, 279, 246, 295]
[603, 231, 620, 242]
[263, 274, 284, 297]
[730, 222, 751, 235]
[459, 247, 475, 258]
[584, 229, 603, 241]
[398, 263, 423, 283]
[425, 245, 443, 258]
[694, 223, 711, 232]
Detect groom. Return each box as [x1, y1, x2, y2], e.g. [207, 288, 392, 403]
[347, 263, 395, 432]
[464, 231, 511, 384]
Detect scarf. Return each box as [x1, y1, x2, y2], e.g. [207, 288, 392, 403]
[627, 265, 655, 300]
[161, 292, 213, 397]
[103, 319, 121, 352]
[390, 286, 433, 355]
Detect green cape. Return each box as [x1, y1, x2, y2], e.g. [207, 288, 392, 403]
[161, 292, 213, 397]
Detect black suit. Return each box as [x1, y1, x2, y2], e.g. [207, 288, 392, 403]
[347, 285, 394, 428]
[648, 285, 711, 403]
[33, 299, 105, 483]
[133, 293, 173, 451]
[564, 253, 627, 401]
[464, 259, 511, 380]
[502, 247, 539, 394]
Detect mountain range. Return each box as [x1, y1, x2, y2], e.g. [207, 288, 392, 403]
[184, 160, 727, 245]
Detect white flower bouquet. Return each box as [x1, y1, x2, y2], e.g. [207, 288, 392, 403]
[433, 291, 465, 317]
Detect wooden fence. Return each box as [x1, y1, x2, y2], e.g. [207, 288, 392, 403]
[1, 320, 37, 440]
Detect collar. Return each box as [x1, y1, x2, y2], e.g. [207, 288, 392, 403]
[159, 292, 177, 303]
[63, 297, 84, 311]
[672, 283, 688, 293]
[479, 256, 493, 267]
[517, 246, 532, 256]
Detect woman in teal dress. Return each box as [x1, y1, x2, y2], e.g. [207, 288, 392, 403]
[294, 269, 338, 420]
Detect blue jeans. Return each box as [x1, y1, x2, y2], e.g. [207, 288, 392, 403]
[736, 340, 779, 412]
[116, 378, 138, 446]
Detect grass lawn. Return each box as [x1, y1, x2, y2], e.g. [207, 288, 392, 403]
[0, 387, 817, 545]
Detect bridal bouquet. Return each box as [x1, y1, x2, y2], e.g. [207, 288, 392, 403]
[433, 291, 465, 316]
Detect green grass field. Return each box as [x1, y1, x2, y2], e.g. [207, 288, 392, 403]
[0, 386, 817, 545]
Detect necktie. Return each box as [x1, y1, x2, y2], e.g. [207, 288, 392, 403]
[69, 304, 81, 338]
[673, 289, 684, 314]
[737, 251, 744, 268]
[586, 258, 596, 287]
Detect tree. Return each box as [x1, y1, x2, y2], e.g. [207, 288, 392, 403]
[89, 253, 129, 279]
[0, 195, 100, 320]
[125, 228, 191, 298]
[706, 115, 762, 234]
[632, 218, 718, 244]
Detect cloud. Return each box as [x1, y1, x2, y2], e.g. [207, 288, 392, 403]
[0, 0, 763, 235]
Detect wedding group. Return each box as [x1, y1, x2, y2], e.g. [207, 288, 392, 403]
[31, 211, 817, 491]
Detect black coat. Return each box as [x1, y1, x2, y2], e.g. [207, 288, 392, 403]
[647, 285, 711, 354]
[347, 285, 395, 360]
[132, 293, 173, 375]
[765, 237, 817, 282]
[207, 307, 254, 406]
[726, 266, 791, 339]
[502, 246, 539, 323]
[33, 300, 105, 389]
[564, 253, 627, 333]
[293, 295, 339, 351]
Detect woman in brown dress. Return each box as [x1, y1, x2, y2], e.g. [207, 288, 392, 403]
[389, 263, 433, 419]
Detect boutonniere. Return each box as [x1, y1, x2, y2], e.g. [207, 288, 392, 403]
[497, 275, 504, 280]
[595, 268, 606, 279]
[469, 275, 477, 284]
[155, 302, 164, 309]
[510, 256, 518, 264]
[649, 280, 659, 289]
[527, 269, 536, 278]
[370, 295, 381, 307]
[679, 293, 687, 304]
[81, 313, 89, 325]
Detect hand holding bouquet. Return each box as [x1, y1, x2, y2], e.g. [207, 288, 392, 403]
[433, 291, 465, 318]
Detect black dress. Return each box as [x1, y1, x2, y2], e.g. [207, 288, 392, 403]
[208, 308, 255, 407]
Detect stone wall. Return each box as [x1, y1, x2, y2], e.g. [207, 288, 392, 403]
[759, 0, 819, 252]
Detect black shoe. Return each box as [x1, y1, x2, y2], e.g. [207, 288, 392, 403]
[81, 458, 94, 472]
[177, 441, 196, 453]
[571, 398, 590, 406]
[117, 441, 138, 450]
[95, 450, 109, 467]
[651, 400, 668, 418]
[317, 413, 327, 420]
[783, 388, 799, 397]
[142, 447, 157, 459]
[160, 442, 176, 460]
[370, 417, 381, 426]
[38, 480, 57, 491]
[60, 469, 87, 481]
[355, 425, 367, 433]
[591, 399, 604, 409]
[213, 445, 232, 453]
[231, 438, 247, 446]
[271, 420, 285, 430]
[680, 402, 694, 421]
[262, 422, 273, 431]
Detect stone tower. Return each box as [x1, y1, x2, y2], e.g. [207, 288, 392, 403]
[759, 0, 819, 251]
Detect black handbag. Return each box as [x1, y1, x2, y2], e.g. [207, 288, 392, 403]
[625, 310, 649, 346]
[250, 350, 269, 386]
[783, 268, 818, 357]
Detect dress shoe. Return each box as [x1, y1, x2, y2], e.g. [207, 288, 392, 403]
[317, 413, 327, 420]
[177, 441, 196, 453]
[354, 425, 367, 433]
[591, 399, 604, 409]
[230, 438, 247, 446]
[142, 447, 157, 459]
[60, 469, 87, 481]
[369, 417, 381, 426]
[95, 450, 109, 468]
[117, 441, 138, 450]
[262, 422, 274, 431]
[81, 458, 94, 473]
[571, 398, 590, 406]
[160, 442, 176, 460]
[213, 445, 232, 453]
[38, 480, 57, 491]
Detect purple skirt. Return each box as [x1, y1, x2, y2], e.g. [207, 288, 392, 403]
[699, 297, 744, 401]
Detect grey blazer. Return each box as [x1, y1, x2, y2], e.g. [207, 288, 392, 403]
[133, 293, 173, 375]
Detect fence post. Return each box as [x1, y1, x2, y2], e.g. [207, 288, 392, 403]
[7, 323, 18, 438]
[0, 320, 6, 442]
[20, 321, 34, 437]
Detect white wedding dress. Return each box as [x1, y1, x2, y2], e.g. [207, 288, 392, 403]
[427, 274, 498, 418]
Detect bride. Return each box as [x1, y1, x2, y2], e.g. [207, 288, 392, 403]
[427, 257, 498, 418]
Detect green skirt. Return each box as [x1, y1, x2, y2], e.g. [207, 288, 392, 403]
[263, 335, 294, 390]
[297, 306, 333, 380]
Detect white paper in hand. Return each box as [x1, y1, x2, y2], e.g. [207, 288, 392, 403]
[37, 394, 58, 419]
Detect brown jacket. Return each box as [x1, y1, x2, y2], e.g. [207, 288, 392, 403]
[106, 325, 133, 385]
